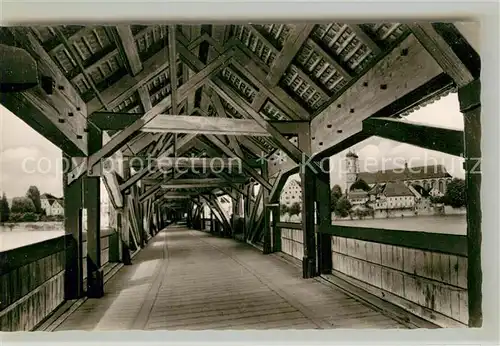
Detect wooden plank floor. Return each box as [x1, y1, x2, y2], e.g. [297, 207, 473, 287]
[55, 224, 407, 330]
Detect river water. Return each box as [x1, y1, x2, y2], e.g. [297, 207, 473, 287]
[0, 215, 467, 253]
[0, 222, 65, 252]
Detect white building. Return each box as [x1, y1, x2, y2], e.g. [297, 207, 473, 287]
[345, 151, 453, 211]
[280, 179, 302, 207]
[40, 193, 64, 216]
[348, 182, 416, 211]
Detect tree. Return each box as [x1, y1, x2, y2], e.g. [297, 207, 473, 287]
[331, 185, 342, 199]
[350, 179, 370, 191]
[26, 186, 42, 214]
[288, 202, 301, 216]
[430, 195, 444, 204]
[334, 196, 352, 218]
[11, 197, 36, 213]
[0, 193, 10, 222]
[442, 178, 466, 208]
[330, 184, 342, 209]
[280, 204, 289, 216]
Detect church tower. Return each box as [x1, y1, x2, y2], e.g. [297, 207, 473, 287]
[345, 151, 359, 193]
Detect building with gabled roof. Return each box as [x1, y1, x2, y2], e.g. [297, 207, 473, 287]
[40, 193, 64, 216]
[345, 152, 453, 199]
[280, 179, 302, 207]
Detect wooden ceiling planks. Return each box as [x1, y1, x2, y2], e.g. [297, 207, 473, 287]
[1, 22, 480, 193]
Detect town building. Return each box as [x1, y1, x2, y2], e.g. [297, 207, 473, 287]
[345, 151, 453, 214]
[280, 179, 302, 207]
[40, 193, 64, 216]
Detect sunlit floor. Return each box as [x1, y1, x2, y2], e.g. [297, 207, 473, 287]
[55, 224, 407, 330]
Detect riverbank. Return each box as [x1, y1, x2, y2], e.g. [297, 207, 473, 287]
[0, 221, 63, 231]
[280, 213, 467, 235]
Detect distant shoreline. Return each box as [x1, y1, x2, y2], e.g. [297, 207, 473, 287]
[0, 220, 63, 225]
[0, 220, 63, 232]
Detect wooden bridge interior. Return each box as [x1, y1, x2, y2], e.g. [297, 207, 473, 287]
[0, 22, 481, 331]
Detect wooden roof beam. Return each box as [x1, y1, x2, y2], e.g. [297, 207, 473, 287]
[179, 30, 310, 120]
[209, 91, 245, 157]
[137, 86, 153, 111]
[184, 26, 202, 114]
[177, 41, 314, 169]
[8, 27, 86, 112]
[121, 134, 199, 193]
[168, 24, 179, 116]
[151, 133, 173, 157]
[199, 25, 230, 114]
[138, 151, 208, 203]
[2, 28, 88, 156]
[310, 34, 444, 157]
[204, 135, 272, 191]
[348, 24, 382, 55]
[114, 25, 143, 76]
[266, 24, 316, 86]
[233, 28, 310, 119]
[410, 23, 475, 87]
[134, 157, 249, 173]
[208, 78, 319, 170]
[67, 48, 234, 184]
[86, 31, 205, 115]
[362, 117, 464, 157]
[306, 38, 353, 80]
[140, 115, 272, 136]
[53, 27, 109, 110]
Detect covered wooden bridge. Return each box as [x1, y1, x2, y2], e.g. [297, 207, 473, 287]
[0, 22, 481, 331]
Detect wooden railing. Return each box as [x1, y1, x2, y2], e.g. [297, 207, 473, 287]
[0, 235, 68, 331]
[0, 229, 122, 331]
[276, 221, 468, 328]
[276, 222, 303, 261]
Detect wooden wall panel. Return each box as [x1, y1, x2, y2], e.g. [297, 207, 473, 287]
[0, 247, 65, 331]
[280, 228, 304, 261]
[330, 235, 468, 327]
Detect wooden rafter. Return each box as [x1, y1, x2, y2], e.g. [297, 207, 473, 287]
[139, 115, 272, 136]
[348, 24, 382, 55]
[209, 91, 245, 157]
[52, 27, 109, 110]
[120, 134, 198, 192]
[114, 25, 143, 76]
[410, 23, 475, 87]
[204, 134, 272, 191]
[266, 24, 316, 86]
[306, 38, 352, 80]
[176, 41, 322, 172]
[68, 48, 235, 184]
[362, 117, 464, 156]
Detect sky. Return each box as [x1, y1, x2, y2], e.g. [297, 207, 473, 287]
[0, 93, 465, 199]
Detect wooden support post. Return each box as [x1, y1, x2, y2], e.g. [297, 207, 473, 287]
[298, 123, 317, 278]
[121, 159, 132, 263]
[84, 126, 104, 298]
[202, 204, 206, 231]
[117, 210, 131, 265]
[187, 202, 192, 228]
[210, 211, 215, 233]
[215, 219, 221, 236]
[316, 158, 333, 274]
[134, 185, 146, 247]
[108, 226, 121, 263]
[63, 156, 84, 300]
[458, 79, 482, 327]
[262, 162, 271, 254]
[271, 205, 281, 253]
